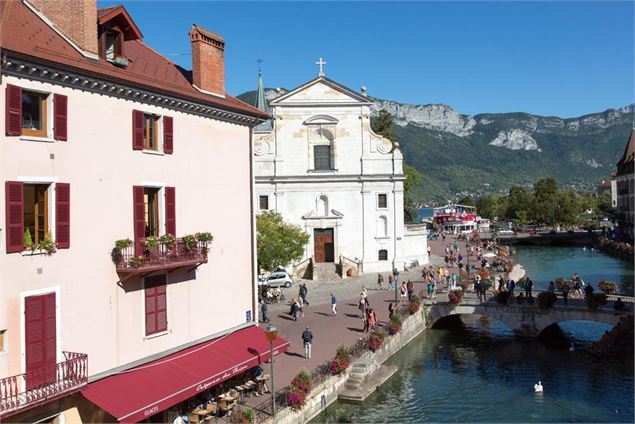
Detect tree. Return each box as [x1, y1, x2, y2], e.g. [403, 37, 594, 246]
[533, 177, 558, 225]
[256, 211, 309, 272]
[476, 194, 507, 220]
[505, 186, 534, 222]
[403, 164, 423, 222]
[371, 109, 396, 141]
[457, 196, 476, 207]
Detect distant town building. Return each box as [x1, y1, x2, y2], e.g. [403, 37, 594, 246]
[252, 64, 428, 277]
[616, 129, 634, 241]
[596, 172, 617, 208]
[0, 1, 285, 422]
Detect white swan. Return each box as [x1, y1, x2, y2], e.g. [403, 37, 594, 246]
[534, 381, 543, 392]
[569, 343, 575, 352]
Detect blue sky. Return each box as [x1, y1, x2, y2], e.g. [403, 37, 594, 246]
[108, 1, 634, 117]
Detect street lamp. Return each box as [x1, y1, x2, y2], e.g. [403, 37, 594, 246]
[265, 324, 278, 421]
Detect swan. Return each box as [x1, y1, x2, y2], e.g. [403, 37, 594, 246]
[534, 381, 543, 392]
[569, 343, 575, 352]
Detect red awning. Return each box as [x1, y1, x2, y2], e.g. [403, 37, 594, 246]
[82, 325, 289, 423]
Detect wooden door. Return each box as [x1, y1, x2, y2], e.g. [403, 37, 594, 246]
[25, 293, 57, 389]
[314, 228, 334, 263]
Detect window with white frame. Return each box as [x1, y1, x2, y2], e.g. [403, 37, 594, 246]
[309, 125, 335, 171]
[377, 193, 388, 209]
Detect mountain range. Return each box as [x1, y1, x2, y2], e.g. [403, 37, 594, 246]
[238, 89, 634, 203]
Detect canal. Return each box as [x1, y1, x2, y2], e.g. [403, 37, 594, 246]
[312, 245, 634, 423]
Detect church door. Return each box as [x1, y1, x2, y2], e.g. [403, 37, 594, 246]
[314, 228, 334, 263]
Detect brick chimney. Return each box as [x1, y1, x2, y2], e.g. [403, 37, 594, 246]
[28, 0, 98, 55]
[189, 24, 225, 96]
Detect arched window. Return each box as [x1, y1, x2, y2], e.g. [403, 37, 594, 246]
[378, 249, 388, 261]
[317, 195, 329, 216]
[376, 215, 388, 238]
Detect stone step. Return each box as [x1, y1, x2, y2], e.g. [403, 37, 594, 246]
[348, 374, 365, 383]
[345, 382, 360, 390]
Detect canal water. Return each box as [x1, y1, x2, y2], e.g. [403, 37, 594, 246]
[512, 245, 634, 295]
[312, 245, 634, 423]
[313, 327, 634, 423]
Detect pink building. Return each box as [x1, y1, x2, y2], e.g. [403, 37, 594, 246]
[0, 1, 287, 422]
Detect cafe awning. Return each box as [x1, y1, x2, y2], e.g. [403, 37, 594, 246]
[82, 325, 289, 423]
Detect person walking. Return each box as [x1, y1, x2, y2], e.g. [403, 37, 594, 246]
[427, 245, 431, 257]
[363, 309, 370, 333]
[400, 282, 408, 304]
[301, 327, 313, 359]
[300, 284, 309, 306]
[475, 280, 482, 302]
[377, 273, 384, 290]
[388, 274, 395, 291]
[562, 283, 570, 306]
[393, 268, 400, 286]
[479, 280, 487, 302]
[407, 280, 414, 302]
[260, 300, 270, 323]
[330, 292, 337, 316]
[388, 302, 397, 320]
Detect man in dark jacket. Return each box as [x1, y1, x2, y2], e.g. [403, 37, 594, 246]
[302, 327, 313, 359]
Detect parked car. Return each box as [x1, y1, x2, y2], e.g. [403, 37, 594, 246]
[497, 229, 514, 236]
[258, 271, 293, 288]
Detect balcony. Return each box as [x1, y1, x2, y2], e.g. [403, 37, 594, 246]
[0, 352, 87, 418]
[114, 235, 211, 274]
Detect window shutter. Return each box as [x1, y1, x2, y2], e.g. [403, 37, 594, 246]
[53, 94, 68, 141]
[132, 110, 144, 150]
[156, 284, 167, 332]
[163, 116, 173, 154]
[133, 186, 145, 255]
[5, 84, 22, 136]
[5, 181, 24, 253]
[165, 187, 176, 236]
[144, 287, 157, 335]
[55, 183, 70, 248]
[24, 293, 56, 388]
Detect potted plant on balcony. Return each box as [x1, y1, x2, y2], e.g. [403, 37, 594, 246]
[39, 233, 57, 255]
[159, 234, 176, 250]
[24, 228, 34, 251]
[196, 232, 213, 253]
[129, 256, 144, 268]
[182, 234, 198, 251]
[115, 238, 133, 250]
[142, 236, 159, 249]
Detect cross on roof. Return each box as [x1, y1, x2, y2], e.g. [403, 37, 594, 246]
[315, 57, 326, 77]
[257, 58, 264, 75]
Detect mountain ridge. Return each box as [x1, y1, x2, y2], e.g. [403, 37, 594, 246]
[238, 89, 634, 202]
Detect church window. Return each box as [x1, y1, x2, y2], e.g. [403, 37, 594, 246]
[314, 145, 332, 170]
[377, 193, 388, 209]
[259, 195, 269, 211]
[378, 249, 388, 261]
[377, 215, 388, 238]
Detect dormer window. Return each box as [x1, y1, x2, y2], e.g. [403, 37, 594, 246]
[105, 31, 122, 60]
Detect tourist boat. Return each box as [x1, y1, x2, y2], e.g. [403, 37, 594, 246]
[432, 204, 479, 233]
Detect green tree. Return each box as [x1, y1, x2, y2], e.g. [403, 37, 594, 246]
[403, 164, 423, 222]
[457, 196, 476, 207]
[554, 189, 580, 225]
[256, 211, 309, 272]
[371, 109, 396, 141]
[532, 177, 558, 225]
[505, 186, 534, 222]
[476, 194, 507, 220]
[596, 192, 614, 216]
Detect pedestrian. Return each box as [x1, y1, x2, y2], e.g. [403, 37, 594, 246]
[300, 283, 309, 306]
[363, 309, 370, 332]
[393, 268, 400, 285]
[301, 327, 313, 359]
[368, 309, 377, 332]
[407, 280, 414, 302]
[479, 280, 487, 301]
[475, 280, 482, 302]
[377, 273, 384, 290]
[427, 245, 431, 257]
[359, 294, 367, 321]
[584, 283, 594, 299]
[400, 282, 408, 304]
[562, 283, 570, 306]
[330, 292, 337, 316]
[388, 274, 395, 290]
[548, 281, 555, 293]
[260, 300, 270, 323]
[451, 273, 457, 290]
[388, 302, 397, 320]
[525, 277, 533, 298]
[289, 298, 300, 321]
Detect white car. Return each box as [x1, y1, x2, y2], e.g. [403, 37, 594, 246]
[497, 229, 514, 236]
[259, 271, 293, 288]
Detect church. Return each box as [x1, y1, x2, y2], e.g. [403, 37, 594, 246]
[253, 60, 428, 278]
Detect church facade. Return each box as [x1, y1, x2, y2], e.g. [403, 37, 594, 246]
[253, 65, 428, 276]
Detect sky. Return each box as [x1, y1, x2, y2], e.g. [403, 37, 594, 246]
[107, 1, 634, 117]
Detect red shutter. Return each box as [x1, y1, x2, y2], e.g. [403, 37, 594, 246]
[5, 181, 24, 253]
[133, 186, 145, 256]
[53, 94, 68, 141]
[55, 183, 70, 248]
[25, 293, 56, 388]
[132, 110, 144, 150]
[163, 116, 173, 154]
[5, 84, 22, 136]
[145, 275, 167, 336]
[165, 187, 176, 236]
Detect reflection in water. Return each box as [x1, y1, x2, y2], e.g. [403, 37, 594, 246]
[314, 322, 634, 423]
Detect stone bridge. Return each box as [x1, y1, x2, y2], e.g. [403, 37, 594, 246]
[424, 292, 634, 337]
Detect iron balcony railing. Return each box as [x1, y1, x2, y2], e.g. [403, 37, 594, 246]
[115, 237, 209, 273]
[0, 351, 88, 418]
